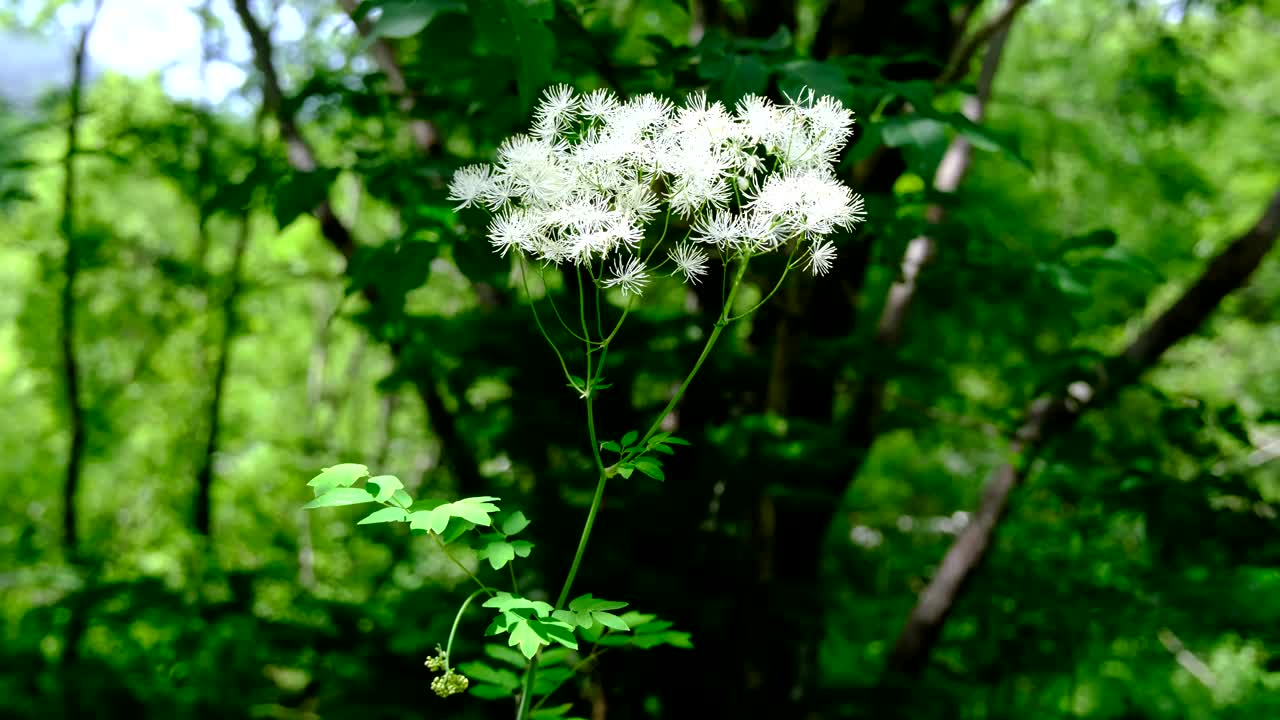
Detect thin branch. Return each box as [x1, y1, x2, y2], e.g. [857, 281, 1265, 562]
[58, 0, 104, 558]
[231, 0, 486, 496]
[337, 0, 439, 153]
[193, 210, 252, 537]
[938, 0, 1032, 86]
[885, 188, 1280, 677]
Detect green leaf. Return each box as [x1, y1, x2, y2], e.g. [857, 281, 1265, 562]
[357, 507, 409, 524]
[389, 489, 414, 509]
[531, 703, 575, 718]
[635, 620, 674, 635]
[540, 648, 574, 665]
[632, 630, 693, 649]
[479, 539, 517, 570]
[618, 611, 657, 627]
[483, 644, 528, 667]
[366, 474, 404, 503]
[716, 54, 772, 104]
[617, 464, 634, 479]
[578, 622, 605, 643]
[531, 666, 577, 695]
[569, 594, 628, 613]
[273, 168, 340, 231]
[939, 111, 1031, 170]
[510, 540, 534, 557]
[661, 436, 691, 446]
[560, 595, 630, 632]
[879, 115, 948, 152]
[484, 617, 511, 636]
[600, 440, 622, 453]
[632, 457, 665, 481]
[469, 683, 515, 700]
[472, 0, 556, 110]
[438, 516, 477, 543]
[368, 0, 467, 39]
[483, 592, 554, 619]
[551, 609, 586, 628]
[509, 620, 547, 658]
[308, 463, 369, 495]
[410, 496, 501, 533]
[501, 511, 530, 536]
[593, 612, 630, 632]
[776, 59, 855, 106]
[450, 496, 502, 524]
[303, 487, 376, 509]
[456, 660, 520, 690]
[620, 430, 639, 448]
[650, 444, 675, 455]
[530, 618, 578, 650]
[596, 634, 632, 647]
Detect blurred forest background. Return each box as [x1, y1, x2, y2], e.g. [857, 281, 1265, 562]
[1, 0, 1278, 718]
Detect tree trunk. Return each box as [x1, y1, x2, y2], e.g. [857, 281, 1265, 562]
[885, 188, 1280, 677]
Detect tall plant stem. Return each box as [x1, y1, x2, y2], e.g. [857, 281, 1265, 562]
[515, 256, 752, 720]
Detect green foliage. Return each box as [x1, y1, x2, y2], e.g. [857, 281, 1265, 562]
[3, 1, 1279, 719]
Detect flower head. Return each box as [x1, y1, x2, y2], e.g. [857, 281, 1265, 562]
[669, 243, 710, 284]
[602, 255, 649, 296]
[808, 239, 837, 276]
[448, 85, 865, 292]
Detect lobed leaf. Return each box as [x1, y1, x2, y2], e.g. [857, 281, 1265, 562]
[303, 487, 375, 509]
[357, 507, 409, 524]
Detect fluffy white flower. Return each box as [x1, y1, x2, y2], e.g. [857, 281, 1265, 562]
[450, 85, 865, 274]
[749, 168, 864, 238]
[807, 238, 837, 276]
[692, 210, 742, 248]
[580, 88, 620, 120]
[735, 94, 783, 146]
[668, 243, 710, 284]
[533, 84, 579, 140]
[447, 165, 495, 210]
[602, 255, 649, 296]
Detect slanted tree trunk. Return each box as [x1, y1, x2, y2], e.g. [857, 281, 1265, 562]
[885, 188, 1280, 677]
[712, 3, 1031, 714]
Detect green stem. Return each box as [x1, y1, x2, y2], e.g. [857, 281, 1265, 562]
[627, 255, 752, 457]
[516, 658, 537, 720]
[432, 534, 492, 596]
[520, 261, 581, 391]
[727, 240, 801, 322]
[519, 257, 751, 720]
[444, 588, 485, 669]
[530, 646, 609, 712]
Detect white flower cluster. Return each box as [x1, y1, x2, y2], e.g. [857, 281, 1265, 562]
[448, 85, 866, 294]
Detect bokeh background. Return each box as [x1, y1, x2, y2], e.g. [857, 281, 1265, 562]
[1, 0, 1278, 718]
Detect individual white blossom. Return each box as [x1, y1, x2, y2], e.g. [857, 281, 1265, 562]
[668, 243, 710, 284]
[448, 84, 866, 295]
[807, 238, 837, 276]
[580, 88, 619, 120]
[602, 255, 649, 296]
[447, 165, 494, 210]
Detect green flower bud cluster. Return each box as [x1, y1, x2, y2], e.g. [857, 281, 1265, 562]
[430, 669, 469, 698]
[424, 648, 447, 672]
[425, 647, 468, 697]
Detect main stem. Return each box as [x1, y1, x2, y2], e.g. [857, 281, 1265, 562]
[515, 256, 752, 720]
